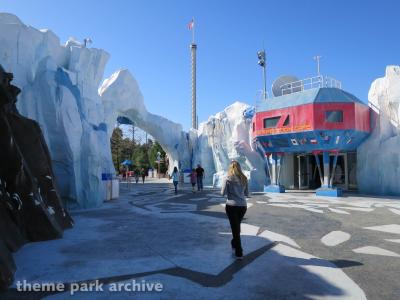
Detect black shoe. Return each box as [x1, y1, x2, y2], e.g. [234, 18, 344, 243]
[235, 249, 243, 258]
[235, 254, 244, 260]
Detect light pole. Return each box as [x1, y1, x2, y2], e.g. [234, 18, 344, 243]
[257, 50, 267, 100]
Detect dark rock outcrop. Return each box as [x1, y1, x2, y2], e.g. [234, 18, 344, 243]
[0, 65, 73, 289]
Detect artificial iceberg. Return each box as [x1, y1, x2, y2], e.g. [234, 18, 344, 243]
[0, 12, 267, 209]
[193, 102, 267, 190]
[99, 72, 267, 191]
[357, 66, 400, 195]
[99, 69, 193, 175]
[0, 13, 112, 209]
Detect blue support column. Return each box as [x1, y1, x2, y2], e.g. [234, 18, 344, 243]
[264, 153, 285, 193]
[316, 151, 342, 197]
[329, 153, 339, 187]
[322, 151, 330, 188]
[314, 153, 324, 186]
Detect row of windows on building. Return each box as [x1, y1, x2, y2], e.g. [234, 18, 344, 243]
[257, 110, 344, 130]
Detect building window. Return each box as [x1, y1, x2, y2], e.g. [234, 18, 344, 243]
[283, 115, 290, 126]
[325, 110, 343, 123]
[263, 116, 280, 128]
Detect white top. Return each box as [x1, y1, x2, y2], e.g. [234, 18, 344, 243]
[171, 171, 179, 182]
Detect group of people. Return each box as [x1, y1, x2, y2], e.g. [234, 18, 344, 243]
[170, 161, 249, 260]
[170, 164, 204, 194]
[120, 167, 148, 184]
[134, 168, 148, 184]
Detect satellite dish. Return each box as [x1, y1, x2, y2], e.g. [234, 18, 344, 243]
[272, 75, 301, 97]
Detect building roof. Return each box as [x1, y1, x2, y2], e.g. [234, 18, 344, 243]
[256, 87, 365, 111]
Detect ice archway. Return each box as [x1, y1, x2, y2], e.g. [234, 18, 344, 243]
[99, 70, 268, 191]
[99, 69, 193, 173]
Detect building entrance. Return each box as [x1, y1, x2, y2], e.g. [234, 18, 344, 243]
[297, 155, 311, 189]
[295, 152, 357, 191]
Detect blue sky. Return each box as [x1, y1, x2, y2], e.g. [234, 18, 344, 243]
[2, 0, 400, 131]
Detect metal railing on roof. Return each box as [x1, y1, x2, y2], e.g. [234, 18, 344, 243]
[255, 75, 342, 110]
[280, 75, 342, 95]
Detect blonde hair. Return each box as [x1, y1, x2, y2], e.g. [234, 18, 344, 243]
[227, 161, 248, 186]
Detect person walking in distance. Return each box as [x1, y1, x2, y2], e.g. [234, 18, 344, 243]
[171, 167, 179, 194]
[134, 168, 140, 184]
[187, 168, 197, 193]
[221, 161, 249, 260]
[141, 167, 146, 184]
[195, 164, 204, 191]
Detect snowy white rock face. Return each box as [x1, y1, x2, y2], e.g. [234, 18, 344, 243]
[357, 66, 400, 195]
[0, 13, 112, 208]
[99, 74, 266, 190]
[99, 73, 267, 190]
[99, 69, 192, 173]
[0, 13, 267, 210]
[193, 102, 267, 190]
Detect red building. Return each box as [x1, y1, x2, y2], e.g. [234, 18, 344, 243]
[252, 77, 371, 196]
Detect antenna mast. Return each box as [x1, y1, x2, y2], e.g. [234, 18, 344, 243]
[313, 55, 322, 76]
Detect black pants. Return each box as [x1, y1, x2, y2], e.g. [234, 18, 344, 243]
[197, 176, 203, 191]
[225, 205, 247, 256]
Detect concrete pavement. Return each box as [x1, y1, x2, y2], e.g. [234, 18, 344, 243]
[1, 180, 399, 299]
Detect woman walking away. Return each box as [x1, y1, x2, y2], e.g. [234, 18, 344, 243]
[187, 169, 197, 192]
[171, 167, 179, 194]
[221, 161, 249, 260]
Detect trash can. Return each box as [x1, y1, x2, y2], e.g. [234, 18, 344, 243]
[102, 173, 119, 201]
[111, 176, 119, 199]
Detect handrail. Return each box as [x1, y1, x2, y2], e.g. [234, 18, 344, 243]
[280, 75, 342, 95]
[255, 75, 342, 109]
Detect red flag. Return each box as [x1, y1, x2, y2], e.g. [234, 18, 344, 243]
[188, 19, 194, 30]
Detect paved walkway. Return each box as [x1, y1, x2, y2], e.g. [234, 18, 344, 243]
[2, 180, 400, 299]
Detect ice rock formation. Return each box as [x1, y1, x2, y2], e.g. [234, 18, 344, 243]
[0, 13, 113, 208]
[99, 69, 192, 172]
[357, 66, 400, 195]
[0, 12, 267, 211]
[194, 102, 267, 190]
[99, 75, 267, 190]
[98, 73, 267, 189]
